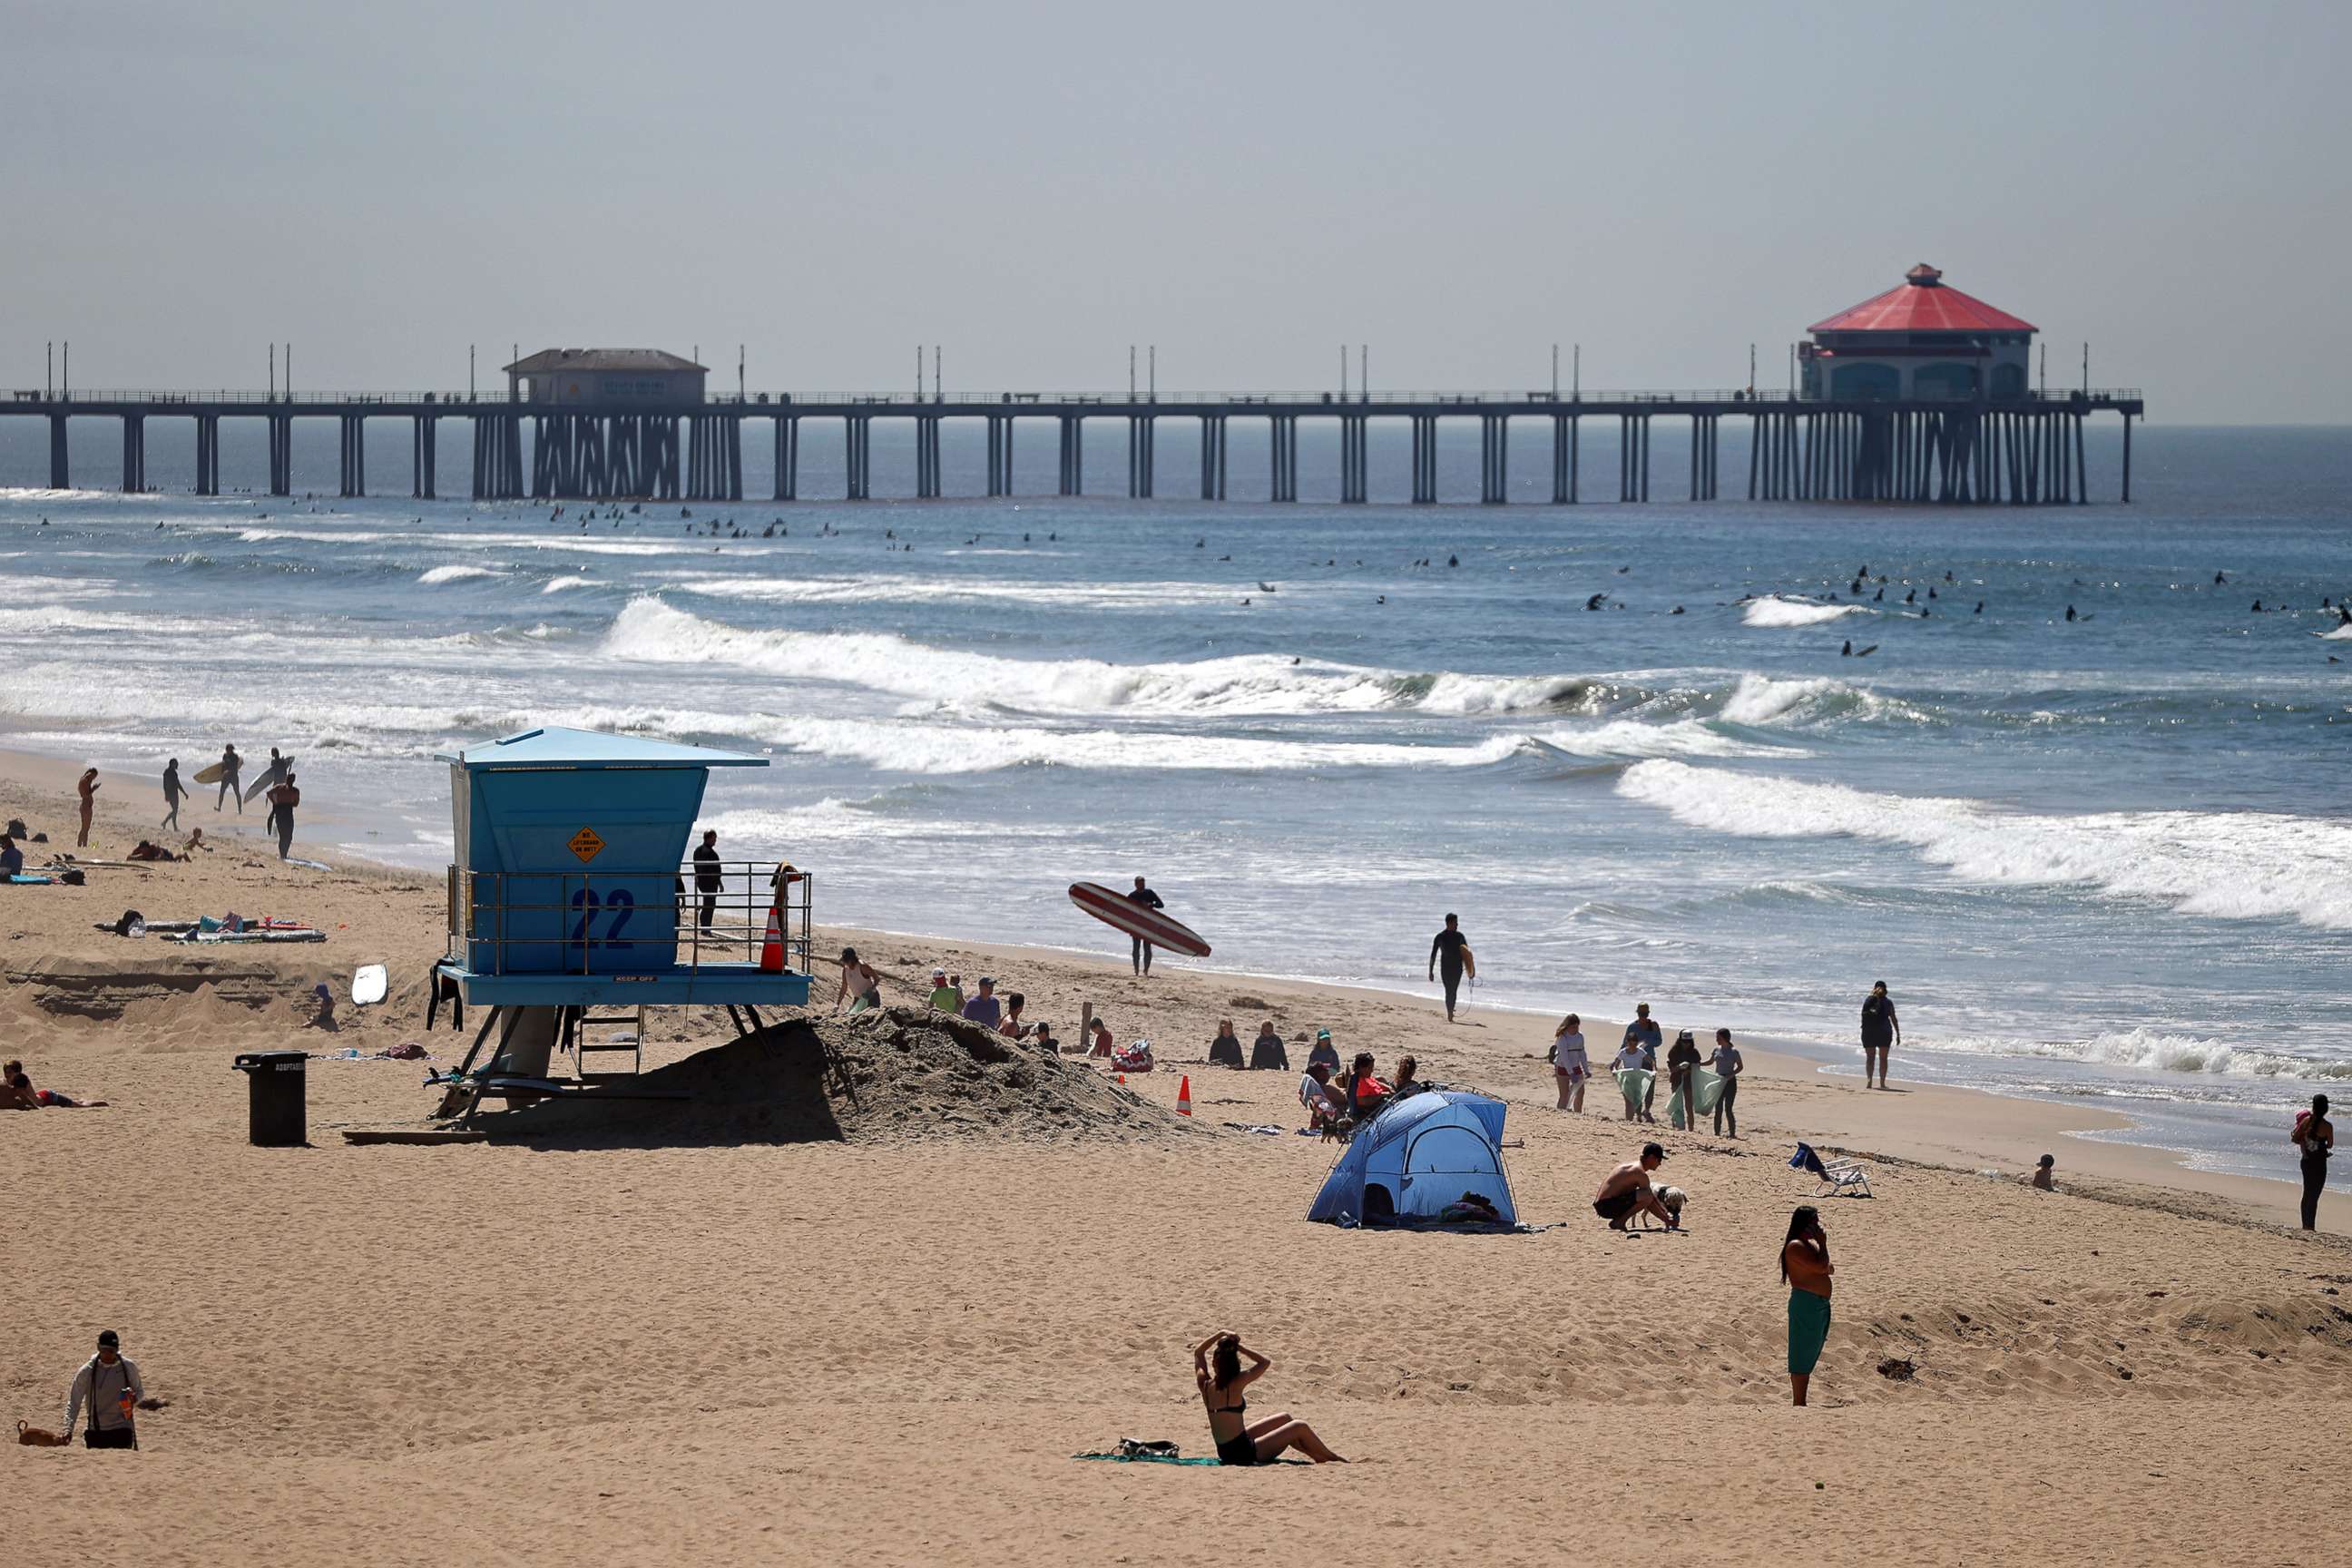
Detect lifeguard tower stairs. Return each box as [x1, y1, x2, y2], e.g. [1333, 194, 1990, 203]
[427, 727, 812, 1119]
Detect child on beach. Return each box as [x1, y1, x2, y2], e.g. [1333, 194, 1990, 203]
[1551, 1014, 1588, 1112]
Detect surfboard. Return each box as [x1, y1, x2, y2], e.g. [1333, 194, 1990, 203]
[1067, 882, 1210, 958]
[242, 760, 289, 804]
[194, 763, 227, 785]
[352, 963, 388, 1006]
[1459, 945, 1476, 980]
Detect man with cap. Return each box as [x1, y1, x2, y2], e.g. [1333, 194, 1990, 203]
[65, 1329, 145, 1449]
[960, 976, 1003, 1030]
[926, 968, 961, 1011]
[1592, 1143, 1678, 1231]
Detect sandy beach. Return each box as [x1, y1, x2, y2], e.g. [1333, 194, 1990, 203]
[5, 750, 2348, 1566]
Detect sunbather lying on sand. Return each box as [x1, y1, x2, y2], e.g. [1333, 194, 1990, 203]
[5, 1060, 106, 1109]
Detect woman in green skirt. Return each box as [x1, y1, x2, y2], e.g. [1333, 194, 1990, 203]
[1781, 1205, 1834, 1406]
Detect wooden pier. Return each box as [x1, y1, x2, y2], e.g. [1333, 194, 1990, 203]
[3, 387, 2144, 505]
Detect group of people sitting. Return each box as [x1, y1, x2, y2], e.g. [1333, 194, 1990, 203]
[923, 965, 1145, 1062]
[1205, 1018, 1298, 1071]
[1297, 1039, 1426, 1135]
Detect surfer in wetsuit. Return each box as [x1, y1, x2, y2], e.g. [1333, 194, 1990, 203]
[161, 759, 182, 831]
[266, 771, 299, 860]
[1428, 914, 1471, 1023]
[216, 744, 242, 812]
[1126, 876, 1165, 975]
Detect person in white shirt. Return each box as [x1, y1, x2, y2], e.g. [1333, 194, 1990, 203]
[1708, 1027, 1744, 1138]
[64, 1329, 144, 1449]
[1550, 1014, 1589, 1112]
[1609, 1040, 1649, 1122]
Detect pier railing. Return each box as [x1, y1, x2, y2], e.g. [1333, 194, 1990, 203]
[14, 386, 2143, 409]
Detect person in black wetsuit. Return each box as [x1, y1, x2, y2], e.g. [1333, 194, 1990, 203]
[2296, 1094, 2334, 1231]
[691, 829, 722, 932]
[1124, 875, 1164, 975]
[1428, 914, 1471, 1022]
[1193, 1332, 1343, 1465]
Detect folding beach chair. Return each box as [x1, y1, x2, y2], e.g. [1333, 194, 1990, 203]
[1790, 1141, 1873, 1199]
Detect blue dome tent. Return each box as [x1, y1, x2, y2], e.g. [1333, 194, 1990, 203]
[1307, 1091, 1517, 1226]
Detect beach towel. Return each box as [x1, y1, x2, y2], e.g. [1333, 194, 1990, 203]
[1691, 1067, 1725, 1115]
[1073, 1438, 1211, 1465]
[1791, 1142, 1830, 1179]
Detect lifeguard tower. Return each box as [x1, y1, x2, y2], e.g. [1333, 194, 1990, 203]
[427, 727, 812, 1118]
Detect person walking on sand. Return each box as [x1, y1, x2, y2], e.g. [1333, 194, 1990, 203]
[1782, 1206, 1834, 1406]
[265, 770, 300, 860]
[215, 743, 242, 812]
[1428, 913, 1472, 1023]
[1861, 981, 1899, 1089]
[161, 759, 183, 832]
[64, 1329, 144, 1449]
[1124, 876, 1165, 975]
[1551, 1013, 1589, 1112]
[1709, 1028, 1744, 1138]
[76, 767, 100, 848]
[1192, 1332, 1344, 1465]
[2295, 1094, 2334, 1231]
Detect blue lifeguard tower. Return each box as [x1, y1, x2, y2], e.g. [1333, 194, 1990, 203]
[428, 727, 812, 1116]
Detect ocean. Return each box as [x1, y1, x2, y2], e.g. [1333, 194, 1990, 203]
[2, 415, 2345, 1189]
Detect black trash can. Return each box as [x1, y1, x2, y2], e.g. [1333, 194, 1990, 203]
[232, 1050, 308, 1146]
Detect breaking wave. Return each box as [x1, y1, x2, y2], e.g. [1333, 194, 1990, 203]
[418, 564, 507, 585]
[1742, 596, 1867, 629]
[1617, 760, 2352, 930]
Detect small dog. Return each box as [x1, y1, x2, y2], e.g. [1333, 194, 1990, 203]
[18, 1420, 67, 1447]
[1636, 1185, 1689, 1231]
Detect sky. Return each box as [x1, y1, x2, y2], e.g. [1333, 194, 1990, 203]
[6, 0, 2348, 423]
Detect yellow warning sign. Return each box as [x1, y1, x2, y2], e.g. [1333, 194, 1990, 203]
[568, 827, 605, 863]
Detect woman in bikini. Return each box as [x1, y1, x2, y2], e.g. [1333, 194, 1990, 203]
[1192, 1332, 1344, 1465]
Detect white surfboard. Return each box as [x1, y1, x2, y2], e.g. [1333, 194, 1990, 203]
[352, 963, 388, 1007]
[242, 758, 291, 804]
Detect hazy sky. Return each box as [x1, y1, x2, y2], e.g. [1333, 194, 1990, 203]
[9, 1, 2347, 422]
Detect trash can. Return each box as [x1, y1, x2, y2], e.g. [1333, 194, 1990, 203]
[231, 1050, 308, 1146]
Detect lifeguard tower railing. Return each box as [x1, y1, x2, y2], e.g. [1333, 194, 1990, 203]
[442, 858, 814, 1007]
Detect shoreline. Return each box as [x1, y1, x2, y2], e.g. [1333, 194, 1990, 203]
[0, 740, 2333, 1233]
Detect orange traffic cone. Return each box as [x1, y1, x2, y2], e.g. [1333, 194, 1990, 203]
[1175, 1074, 1192, 1116]
[760, 906, 784, 973]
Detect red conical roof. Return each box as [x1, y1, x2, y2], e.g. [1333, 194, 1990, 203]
[1808, 265, 2036, 335]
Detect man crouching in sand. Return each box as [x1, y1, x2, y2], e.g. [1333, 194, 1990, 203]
[1593, 1142, 1678, 1231]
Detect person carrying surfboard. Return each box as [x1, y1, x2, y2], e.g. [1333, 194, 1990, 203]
[1125, 876, 1166, 976]
[266, 771, 301, 861]
[1428, 914, 1474, 1023]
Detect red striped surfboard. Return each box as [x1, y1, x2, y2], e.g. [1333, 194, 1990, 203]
[1067, 882, 1211, 957]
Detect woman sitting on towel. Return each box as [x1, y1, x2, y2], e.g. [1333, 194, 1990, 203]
[1192, 1332, 1344, 1465]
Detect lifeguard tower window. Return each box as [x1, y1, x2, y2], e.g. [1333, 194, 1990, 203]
[434, 727, 812, 1011]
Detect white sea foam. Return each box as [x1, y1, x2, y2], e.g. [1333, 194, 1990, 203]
[673, 710, 1531, 775]
[1534, 719, 1795, 759]
[667, 573, 1245, 611]
[1618, 760, 2352, 930]
[1714, 673, 1896, 726]
[600, 597, 1598, 718]
[2318, 622, 2352, 641]
[1926, 1026, 2352, 1083]
[418, 564, 507, 585]
[542, 576, 597, 594]
[1742, 596, 1866, 629]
